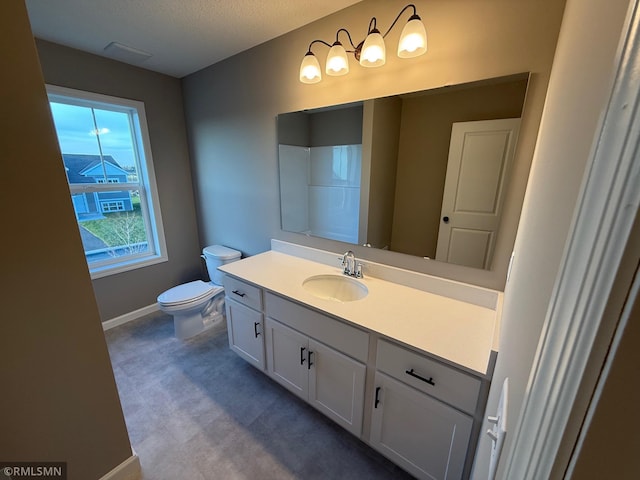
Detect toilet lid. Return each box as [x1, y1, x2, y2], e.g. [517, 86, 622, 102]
[157, 281, 223, 306]
[203, 244, 241, 260]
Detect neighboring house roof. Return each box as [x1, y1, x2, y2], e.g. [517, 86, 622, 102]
[61, 154, 128, 183]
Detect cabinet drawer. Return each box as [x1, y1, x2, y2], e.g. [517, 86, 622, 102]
[265, 292, 369, 362]
[223, 275, 263, 311]
[376, 339, 480, 414]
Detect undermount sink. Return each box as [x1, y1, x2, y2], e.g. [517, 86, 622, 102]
[302, 274, 368, 302]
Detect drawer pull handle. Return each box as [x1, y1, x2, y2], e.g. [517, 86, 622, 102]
[374, 387, 381, 408]
[307, 350, 314, 370]
[253, 322, 260, 338]
[300, 347, 306, 365]
[406, 368, 435, 386]
[232, 290, 246, 298]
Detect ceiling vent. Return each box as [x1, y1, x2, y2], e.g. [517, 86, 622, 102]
[103, 42, 152, 64]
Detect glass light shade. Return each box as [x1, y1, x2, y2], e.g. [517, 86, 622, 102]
[326, 43, 349, 76]
[397, 17, 427, 58]
[359, 30, 386, 67]
[299, 52, 322, 84]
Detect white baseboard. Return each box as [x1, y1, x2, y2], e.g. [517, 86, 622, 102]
[102, 303, 160, 331]
[99, 453, 141, 480]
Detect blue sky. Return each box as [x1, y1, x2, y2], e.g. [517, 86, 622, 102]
[49, 102, 137, 168]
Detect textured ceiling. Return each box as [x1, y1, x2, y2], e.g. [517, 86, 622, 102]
[25, 0, 362, 78]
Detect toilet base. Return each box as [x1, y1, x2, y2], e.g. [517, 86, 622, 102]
[174, 311, 226, 340]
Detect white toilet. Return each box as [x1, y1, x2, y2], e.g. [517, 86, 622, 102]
[157, 245, 241, 339]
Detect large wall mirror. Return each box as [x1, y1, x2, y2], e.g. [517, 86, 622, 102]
[277, 73, 530, 270]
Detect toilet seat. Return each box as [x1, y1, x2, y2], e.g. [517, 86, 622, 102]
[158, 280, 223, 307]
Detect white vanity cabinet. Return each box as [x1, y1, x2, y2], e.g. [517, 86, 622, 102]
[370, 340, 480, 480]
[223, 276, 265, 370]
[219, 252, 496, 480]
[264, 292, 368, 436]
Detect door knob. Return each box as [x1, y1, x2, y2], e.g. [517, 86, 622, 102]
[442, 216, 450, 223]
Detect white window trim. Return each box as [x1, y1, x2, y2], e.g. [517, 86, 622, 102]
[47, 84, 168, 279]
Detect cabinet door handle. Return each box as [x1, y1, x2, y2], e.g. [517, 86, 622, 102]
[405, 368, 435, 386]
[374, 386, 381, 408]
[300, 347, 306, 365]
[232, 290, 246, 298]
[253, 322, 260, 338]
[307, 350, 313, 370]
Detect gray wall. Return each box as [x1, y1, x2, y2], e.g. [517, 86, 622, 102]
[278, 105, 363, 146]
[277, 111, 310, 146]
[35, 40, 202, 321]
[309, 106, 363, 146]
[0, 2, 132, 477]
[364, 96, 401, 250]
[182, 0, 566, 291]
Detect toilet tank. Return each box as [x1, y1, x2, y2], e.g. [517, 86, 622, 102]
[202, 245, 241, 285]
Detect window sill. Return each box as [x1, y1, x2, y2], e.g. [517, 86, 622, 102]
[89, 253, 168, 280]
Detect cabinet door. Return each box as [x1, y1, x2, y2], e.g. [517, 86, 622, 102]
[226, 298, 265, 370]
[370, 372, 473, 480]
[308, 339, 366, 436]
[265, 318, 309, 400]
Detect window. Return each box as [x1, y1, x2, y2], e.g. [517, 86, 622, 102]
[101, 201, 126, 212]
[47, 85, 167, 278]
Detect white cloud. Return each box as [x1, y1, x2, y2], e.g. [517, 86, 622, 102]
[89, 127, 111, 136]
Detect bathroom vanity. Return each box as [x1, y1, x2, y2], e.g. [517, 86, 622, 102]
[219, 241, 500, 480]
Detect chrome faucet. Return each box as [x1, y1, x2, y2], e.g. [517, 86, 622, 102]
[340, 250, 363, 278]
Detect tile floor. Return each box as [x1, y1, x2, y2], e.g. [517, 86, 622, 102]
[105, 312, 414, 479]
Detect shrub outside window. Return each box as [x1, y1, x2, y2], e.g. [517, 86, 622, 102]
[47, 85, 167, 278]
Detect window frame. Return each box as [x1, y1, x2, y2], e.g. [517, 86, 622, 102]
[47, 85, 168, 279]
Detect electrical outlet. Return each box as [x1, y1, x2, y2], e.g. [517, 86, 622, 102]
[487, 377, 509, 480]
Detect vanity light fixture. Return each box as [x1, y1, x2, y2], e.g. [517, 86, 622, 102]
[299, 3, 427, 84]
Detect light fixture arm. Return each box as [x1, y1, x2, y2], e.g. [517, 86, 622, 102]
[335, 28, 357, 51]
[367, 16, 378, 35]
[306, 38, 332, 55]
[379, 3, 418, 39]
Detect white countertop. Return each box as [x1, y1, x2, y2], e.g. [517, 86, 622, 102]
[219, 251, 498, 376]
